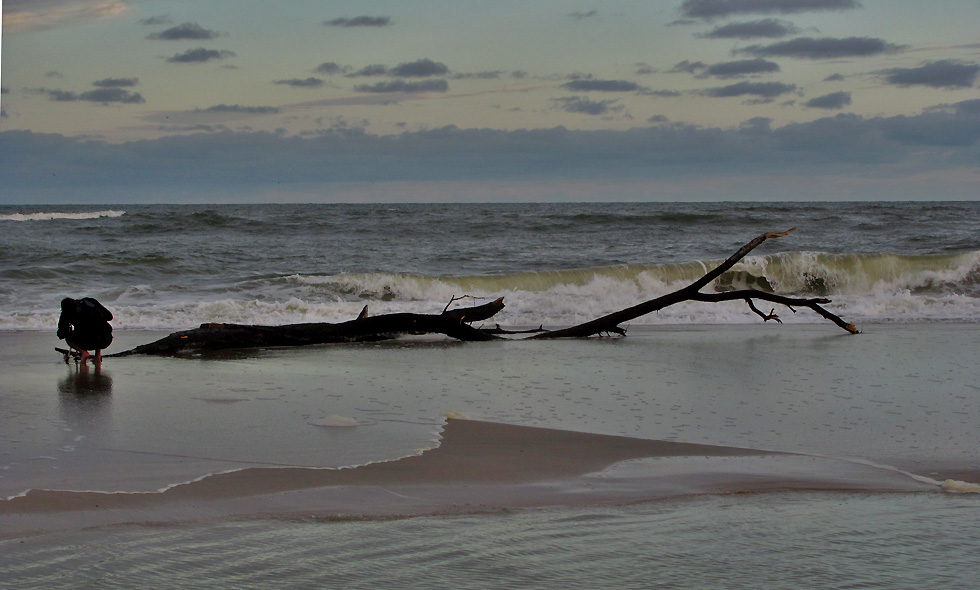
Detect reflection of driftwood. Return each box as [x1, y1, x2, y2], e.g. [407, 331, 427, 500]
[116, 229, 857, 356]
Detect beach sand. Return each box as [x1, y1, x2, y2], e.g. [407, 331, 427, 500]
[2, 324, 978, 539]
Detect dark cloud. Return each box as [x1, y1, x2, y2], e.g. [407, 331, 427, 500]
[553, 97, 623, 115]
[697, 81, 797, 98]
[315, 62, 350, 75]
[951, 99, 980, 116]
[568, 10, 598, 19]
[348, 64, 390, 77]
[680, 0, 859, 19]
[704, 59, 780, 77]
[167, 48, 236, 64]
[274, 77, 326, 88]
[697, 18, 800, 39]
[147, 22, 222, 41]
[202, 104, 280, 114]
[1, 87, 11, 94]
[805, 91, 851, 109]
[643, 89, 683, 97]
[390, 59, 449, 78]
[35, 87, 145, 104]
[138, 15, 172, 26]
[452, 71, 505, 80]
[354, 79, 449, 93]
[669, 60, 706, 74]
[648, 115, 669, 122]
[45, 71, 64, 78]
[824, 73, 845, 81]
[324, 16, 391, 27]
[736, 37, 902, 59]
[562, 80, 642, 92]
[882, 60, 980, 89]
[92, 77, 138, 88]
[879, 113, 980, 147]
[4, 109, 979, 202]
[635, 64, 657, 75]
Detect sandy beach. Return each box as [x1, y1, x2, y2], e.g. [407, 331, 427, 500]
[2, 323, 978, 539]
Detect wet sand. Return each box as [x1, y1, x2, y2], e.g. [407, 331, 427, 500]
[2, 324, 978, 538]
[1, 418, 937, 538]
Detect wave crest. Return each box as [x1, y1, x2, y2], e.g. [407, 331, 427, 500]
[0, 210, 125, 222]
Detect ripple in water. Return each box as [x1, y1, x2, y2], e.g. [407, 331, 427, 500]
[3, 492, 978, 589]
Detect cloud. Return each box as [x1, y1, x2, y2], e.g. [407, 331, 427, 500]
[669, 60, 706, 74]
[553, 97, 623, 115]
[824, 73, 845, 81]
[5, 112, 980, 202]
[643, 89, 683, 97]
[202, 104, 280, 114]
[680, 0, 860, 19]
[274, 77, 326, 88]
[736, 37, 903, 59]
[34, 87, 145, 104]
[1, 87, 9, 94]
[697, 81, 797, 98]
[167, 48, 237, 64]
[805, 91, 851, 109]
[703, 59, 780, 77]
[568, 10, 598, 19]
[45, 71, 65, 78]
[452, 71, 505, 80]
[390, 59, 449, 78]
[4, 109, 979, 202]
[354, 80, 449, 93]
[93, 77, 139, 87]
[323, 16, 391, 27]
[139, 15, 172, 25]
[561, 80, 642, 92]
[348, 65, 390, 77]
[147, 22, 222, 40]
[697, 18, 800, 39]
[881, 60, 980, 89]
[879, 113, 980, 147]
[315, 62, 350, 75]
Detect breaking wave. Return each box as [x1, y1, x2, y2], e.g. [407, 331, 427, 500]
[4, 250, 978, 331]
[0, 210, 125, 222]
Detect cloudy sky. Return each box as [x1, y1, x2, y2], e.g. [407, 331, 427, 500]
[2, 0, 979, 203]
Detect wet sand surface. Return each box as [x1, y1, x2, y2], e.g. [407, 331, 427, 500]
[2, 324, 978, 538]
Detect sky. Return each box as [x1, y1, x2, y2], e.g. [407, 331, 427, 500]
[1, 0, 979, 203]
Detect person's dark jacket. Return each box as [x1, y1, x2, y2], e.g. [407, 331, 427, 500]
[58, 297, 113, 350]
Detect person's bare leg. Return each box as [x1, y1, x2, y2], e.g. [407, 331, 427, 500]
[94, 349, 102, 368]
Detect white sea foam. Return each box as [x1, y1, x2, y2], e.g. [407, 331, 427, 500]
[0, 210, 125, 222]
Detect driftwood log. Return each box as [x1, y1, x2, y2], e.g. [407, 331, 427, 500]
[113, 229, 857, 357]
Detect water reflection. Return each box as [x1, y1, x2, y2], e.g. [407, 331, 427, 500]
[58, 365, 113, 402]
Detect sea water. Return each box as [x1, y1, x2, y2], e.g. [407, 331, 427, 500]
[2, 202, 979, 588]
[2, 201, 979, 330]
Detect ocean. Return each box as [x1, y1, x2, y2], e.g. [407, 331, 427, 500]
[2, 201, 979, 331]
[1, 201, 979, 588]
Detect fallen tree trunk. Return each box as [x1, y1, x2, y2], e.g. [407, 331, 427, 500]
[114, 229, 857, 356]
[112, 297, 506, 356]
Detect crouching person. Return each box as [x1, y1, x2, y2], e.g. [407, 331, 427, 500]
[58, 297, 113, 367]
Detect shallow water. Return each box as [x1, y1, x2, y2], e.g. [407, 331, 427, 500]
[3, 323, 978, 498]
[3, 492, 978, 589]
